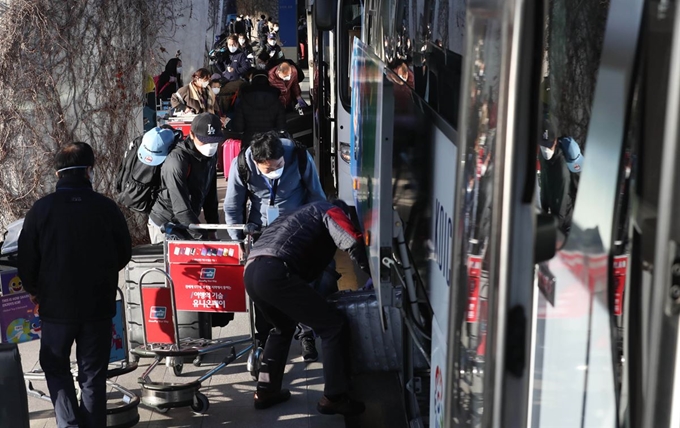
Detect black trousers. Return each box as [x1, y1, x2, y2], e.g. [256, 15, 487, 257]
[40, 320, 111, 428]
[245, 257, 351, 396]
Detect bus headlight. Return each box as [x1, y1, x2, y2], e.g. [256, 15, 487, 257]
[340, 142, 351, 164]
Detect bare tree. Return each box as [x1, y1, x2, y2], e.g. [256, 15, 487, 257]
[0, 0, 185, 245]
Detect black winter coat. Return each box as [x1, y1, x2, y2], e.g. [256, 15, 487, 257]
[538, 147, 579, 235]
[18, 176, 132, 322]
[157, 58, 183, 101]
[248, 201, 370, 282]
[231, 81, 286, 146]
[149, 137, 218, 232]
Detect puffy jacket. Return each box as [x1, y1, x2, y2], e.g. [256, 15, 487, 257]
[268, 66, 301, 109]
[150, 137, 218, 232]
[248, 201, 369, 282]
[18, 176, 132, 322]
[231, 79, 286, 146]
[221, 49, 251, 82]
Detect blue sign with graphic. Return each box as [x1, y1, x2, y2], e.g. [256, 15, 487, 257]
[110, 300, 125, 362]
[278, 0, 297, 47]
[150, 306, 166, 320]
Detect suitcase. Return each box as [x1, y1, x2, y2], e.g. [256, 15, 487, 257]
[124, 244, 212, 352]
[329, 289, 429, 374]
[221, 138, 242, 179]
[285, 107, 313, 148]
[0, 343, 30, 427]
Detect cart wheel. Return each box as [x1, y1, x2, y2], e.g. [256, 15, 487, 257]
[130, 354, 140, 364]
[155, 406, 169, 414]
[193, 355, 202, 367]
[173, 362, 184, 376]
[191, 392, 210, 413]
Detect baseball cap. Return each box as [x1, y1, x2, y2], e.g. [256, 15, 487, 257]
[559, 136, 583, 173]
[138, 127, 175, 166]
[268, 33, 277, 40]
[191, 113, 225, 144]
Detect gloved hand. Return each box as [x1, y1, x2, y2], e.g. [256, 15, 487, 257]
[362, 278, 374, 291]
[297, 98, 308, 108]
[243, 223, 259, 236]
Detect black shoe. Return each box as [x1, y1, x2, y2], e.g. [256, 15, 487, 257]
[317, 394, 366, 416]
[254, 389, 291, 410]
[301, 337, 318, 362]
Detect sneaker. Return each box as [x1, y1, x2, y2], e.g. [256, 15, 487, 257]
[301, 337, 319, 362]
[253, 389, 291, 410]
[317, 394, 366, 416]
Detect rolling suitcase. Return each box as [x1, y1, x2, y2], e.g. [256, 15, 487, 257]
[222, 138, 241, 179]
[328, 289, 429, 374]
[124, 244, 212, 352]
[0, 343, 30, 427]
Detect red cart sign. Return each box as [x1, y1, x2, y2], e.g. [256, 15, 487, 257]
[167, 242, 247, 313]
[141, 286, 176, 345]
[467, 255, 482, 323]
[613, 255, 627, 316]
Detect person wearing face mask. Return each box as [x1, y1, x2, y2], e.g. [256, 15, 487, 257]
[220, 35, 251, 83]
[148, 113, 223, 243]
[237, 33, 254, 59]
[223, 131, 326, 361]
[244, 15, 253, 39]
[171, 68, 216, 115]
[235, 15, 246, 35]
[18, 142, 132, 428]
[156, 58, 184, 101]
[268, 62, 306, 111]
[538, 120, 583, 236]
[265, 33, 284, 60]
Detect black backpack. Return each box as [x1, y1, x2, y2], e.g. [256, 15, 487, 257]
[115, 128, 184, 214]
[236, 138, 309, 188]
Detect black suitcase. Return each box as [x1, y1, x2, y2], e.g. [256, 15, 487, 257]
[285, 107, 313, 148]
[0, 343, 30, 427]
[125, 244, 212, 351]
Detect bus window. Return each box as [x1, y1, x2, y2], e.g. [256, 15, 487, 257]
[339, 0, 363, 109]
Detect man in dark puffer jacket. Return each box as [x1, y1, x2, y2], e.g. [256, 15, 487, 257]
[244, 200, 369, 416]
[231, 71, 286, 147]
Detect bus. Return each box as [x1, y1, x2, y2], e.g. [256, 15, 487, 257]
[308, 0, 680, 426]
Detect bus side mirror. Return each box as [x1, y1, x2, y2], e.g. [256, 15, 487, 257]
[315, 0, 337, 30]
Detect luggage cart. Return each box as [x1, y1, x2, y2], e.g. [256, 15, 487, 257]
[24, 288, 141, 428]
[134, 224, 260, 414]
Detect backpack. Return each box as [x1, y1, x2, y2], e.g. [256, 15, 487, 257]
[115, 128, 184, 214]
[236, 137, 309, 188]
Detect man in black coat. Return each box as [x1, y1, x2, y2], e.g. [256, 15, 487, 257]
[244, 200, 368, 415]
[230, 71, 286, 147]
[221, 35, 251, 83]
[148, 113, 222, 242]
[538, 122, 583, 236]
[18, 142, 132, 428]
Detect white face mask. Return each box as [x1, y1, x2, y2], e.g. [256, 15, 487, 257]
[540, 146, 555, 160]
[399, 74, 408, 82]
[268, 40, 277, 46]
[263, 166, 284, 180]
[176, 67, 182, 74]
[280, 74, 291, 81]
[211, 87, 220, 95]
[197, 143, 218, 157]
[228, 46, 237, 53]
[199, 80, 209, 88]
[239, 39, 246, 45]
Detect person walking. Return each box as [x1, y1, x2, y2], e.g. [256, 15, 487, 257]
[18, 142, 132, 428]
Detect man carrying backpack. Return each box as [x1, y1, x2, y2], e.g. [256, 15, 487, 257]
[223, 130, 327, 361]
[146, 113, 222, 243]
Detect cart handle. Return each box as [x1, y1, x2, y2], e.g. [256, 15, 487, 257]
[188, 224, 247, 231]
